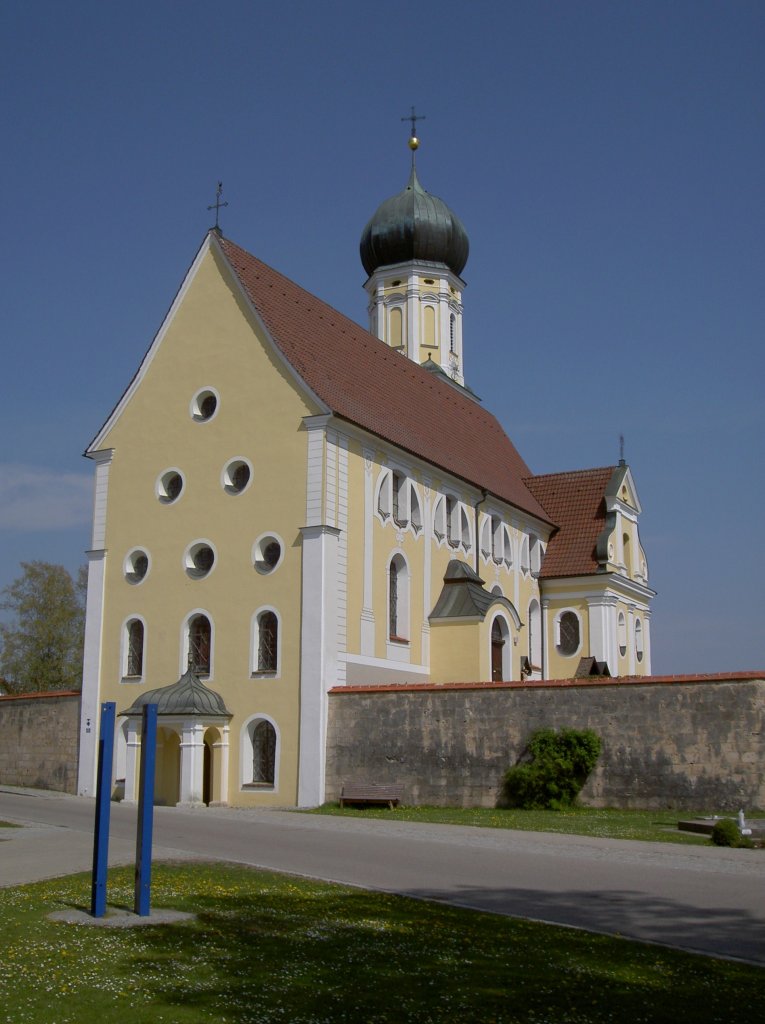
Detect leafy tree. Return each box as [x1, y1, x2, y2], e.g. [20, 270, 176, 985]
[0, 561, 86, 693]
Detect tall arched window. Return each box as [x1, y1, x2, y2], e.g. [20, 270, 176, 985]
[257, 612, 278, 673]
[635, 618, 644, 663]
[618, 611, 627, 657]
[449, 313, 456, 353]
[188, 614, 211, 674]
[125, 619, 144, 677]
[388, 554, 408, 641]
[252, 720, 276, 785]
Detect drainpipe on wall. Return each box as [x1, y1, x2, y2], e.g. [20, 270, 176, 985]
[474, 489, 489, 574]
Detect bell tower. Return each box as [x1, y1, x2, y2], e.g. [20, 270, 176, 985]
[359, 117, 470, 386]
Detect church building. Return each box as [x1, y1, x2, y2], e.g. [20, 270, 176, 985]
[77, 132, 654, 808]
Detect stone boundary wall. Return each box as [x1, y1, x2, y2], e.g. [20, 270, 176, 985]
[0, 691, 81, 794]
[326, 673, 765, 810]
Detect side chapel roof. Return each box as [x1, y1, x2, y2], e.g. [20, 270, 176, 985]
[524, 466, 618, 578]
[217, 235, 551, 523]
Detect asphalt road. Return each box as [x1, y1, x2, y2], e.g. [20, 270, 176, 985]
[1, 787, 763, 965]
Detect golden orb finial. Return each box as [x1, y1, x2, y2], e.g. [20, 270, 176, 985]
[408, 136, 419, 151]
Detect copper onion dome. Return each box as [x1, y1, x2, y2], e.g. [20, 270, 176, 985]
[360, 165, 469, 278]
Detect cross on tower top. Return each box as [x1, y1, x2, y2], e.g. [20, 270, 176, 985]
[207, 181, 229, 232]
[401, 106, 425, 151]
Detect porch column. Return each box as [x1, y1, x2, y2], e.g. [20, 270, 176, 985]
[123, 718, 141, 804]
[211, 724, 230, 805]
[179, 722, 206, 805]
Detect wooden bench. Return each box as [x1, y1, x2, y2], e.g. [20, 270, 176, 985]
[340, 783, 402, 809]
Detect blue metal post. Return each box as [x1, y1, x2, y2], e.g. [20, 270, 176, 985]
[134, 703, 157, 917]
[90, 701, 116, 918]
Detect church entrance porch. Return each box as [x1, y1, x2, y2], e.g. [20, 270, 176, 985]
[119, 668, 232, 807]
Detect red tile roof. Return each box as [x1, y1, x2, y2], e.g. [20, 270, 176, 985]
[525, 466, 616, 577]
[218, 235, 552, 523]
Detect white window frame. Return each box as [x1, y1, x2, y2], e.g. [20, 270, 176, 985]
[240, 713, 280, 791]
[181, 609, 215, 679]
[554, 609, 582, 658]
[250, 606, 282, 678]
[120, 615, 147, 682]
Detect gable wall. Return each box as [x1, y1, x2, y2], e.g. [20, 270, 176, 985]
[92, 246, 319, 805]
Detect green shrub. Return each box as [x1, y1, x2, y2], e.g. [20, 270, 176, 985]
[501, 728, 601, 810]
[711, 818, 753, 848]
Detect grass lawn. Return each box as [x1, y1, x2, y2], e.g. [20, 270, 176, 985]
[0, 862, 761, 1023]
[308, 804, 757, 845]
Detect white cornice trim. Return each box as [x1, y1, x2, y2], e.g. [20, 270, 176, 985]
[540, 574, 655, 603]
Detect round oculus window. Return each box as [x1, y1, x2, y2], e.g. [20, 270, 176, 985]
[191, 388, 219, 422]
[158, 470, 184, 504]
[253, 535, 283, 575]
[223, 458, 252, 495]
[185, 542, 215, 579]
[124, 549, 149, 584]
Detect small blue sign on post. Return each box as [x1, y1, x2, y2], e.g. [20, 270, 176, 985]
[134, 703, 157, 917]
[90, 701, 116, 918]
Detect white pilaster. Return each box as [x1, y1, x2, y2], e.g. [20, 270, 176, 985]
[627, 604, 636, 675]
[541, 597, 550, 679]
[642, 611, 652, 674]
[406, 270, 419, 360]
[297, 524, 340, 807]
[360, 448, 376, 655]
[588, 595, 619, 674]
[77, 449, 113, 798]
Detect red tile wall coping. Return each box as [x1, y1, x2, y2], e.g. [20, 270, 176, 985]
[0, 690, 81, 703]
[329, 671, 765, 694]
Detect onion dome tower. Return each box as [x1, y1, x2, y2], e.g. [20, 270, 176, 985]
[360, 117, 470, 385]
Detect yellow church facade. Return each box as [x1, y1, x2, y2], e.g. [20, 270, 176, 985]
[77, 154, 654, 808]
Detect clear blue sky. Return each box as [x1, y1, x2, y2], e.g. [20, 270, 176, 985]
[1, 1, 763, 674]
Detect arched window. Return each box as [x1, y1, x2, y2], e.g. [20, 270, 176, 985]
[423, 305, 436, 347]
[389, 307, 403, 349]
[188, 614, 211, 674]
[556, 611, 580, 657]
[480, 516, 492, 560]
[459, 506, 471, 550]
[618, 612, 627, 657]
[391, 472, 406, 526]
[623, 532, 632, 576]
[635, 618, 644, 662]
[410, 484, 422, 532]
[491, 517, 503, 563]
[124, 619, 144, 678]
[520, 536, 530, 574]
[491, 618, 507, 681]
[257, 612, 278, 673]
[251, 720, 276, 785]
[528, 599, 542, 671]
[449, 313, 456, 353]
[502, 525, 514, 569]
[433, 495, 446, 541]
[388, 554, 408, 641]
